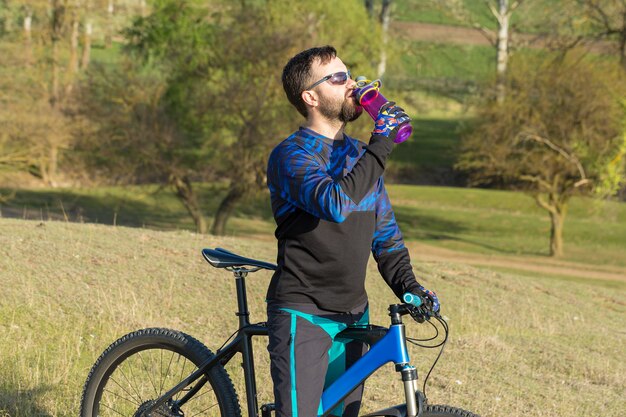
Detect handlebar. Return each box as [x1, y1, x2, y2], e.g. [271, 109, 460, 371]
[402, 292, 422, 307]
[391, 293, 440, 325]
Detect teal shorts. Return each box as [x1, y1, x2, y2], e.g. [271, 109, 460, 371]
[266, 300, 369, 417]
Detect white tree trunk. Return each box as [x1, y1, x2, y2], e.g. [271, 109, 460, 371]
[495, 0, 510, 103]
[105, 0, 114, 48]
[24, 12, 33, 66]
[69, 19, 80, 73]
[81, 20, 92, 69]
[66, 18, 80, 95]
[377, 0, 392, 79]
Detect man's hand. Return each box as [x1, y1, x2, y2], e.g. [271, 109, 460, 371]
[418, 285, 440, 314]
[372, 102, 411, 141]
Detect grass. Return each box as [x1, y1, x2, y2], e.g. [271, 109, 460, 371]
[391, 42, 496, 84]
[386, 117, 466, 183]
[0, 218, 624, 416]
[0, 183, 275, 236]
[485, 265, 626, 290]
[2, 183, 625, 268]
[392, 0, 568, 34]
[388, 185, 626, 267]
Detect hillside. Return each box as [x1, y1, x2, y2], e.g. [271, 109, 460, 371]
[0, 218, 624, 416]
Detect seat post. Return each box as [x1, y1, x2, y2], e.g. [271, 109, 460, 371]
[234, 269, 251, 328]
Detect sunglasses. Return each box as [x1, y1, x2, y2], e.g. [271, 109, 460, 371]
[305, 70, 351, 91]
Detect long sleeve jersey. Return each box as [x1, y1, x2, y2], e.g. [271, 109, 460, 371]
[266, 127, 422, 312]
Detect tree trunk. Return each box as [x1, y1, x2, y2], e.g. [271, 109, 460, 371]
[81, 20, 92, 69]
[48, 145, 59, 187]
[171, 174, 208, 234]
[24, 11, 32, 66]
[534, 193, 568, 257]
[50, 0, 64, 109]
[549, 209, 564, 257]
[364, 0, 374, 17]
[377, 0, 392, 79]
[51, 40, 60, 108]
[66, 17, 80, 95]
[105, 0, 114, 49]
[495, 0, 510, 103]
[211, 183, 247, 236]
[619, 10, 626, 71]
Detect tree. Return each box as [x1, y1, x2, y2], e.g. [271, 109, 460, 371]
[364, 0, 392, 78]
[456, 52, 626, 256]
[0, 2, 77, 187]
[435, 0, 524, 102]
[579, 0, 626, 71]
[78, 0, 380, 235]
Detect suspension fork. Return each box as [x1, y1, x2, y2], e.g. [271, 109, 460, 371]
[399, 365, 419, 417]
[390, 304, 420, 417]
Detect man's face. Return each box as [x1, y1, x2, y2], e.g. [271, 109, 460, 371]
[308, 57, 362, 123]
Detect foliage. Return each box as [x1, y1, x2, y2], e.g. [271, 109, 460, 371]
[0, 40, 75, 184]
[456, 50, 626, 255]
[74, 0, 382, 234]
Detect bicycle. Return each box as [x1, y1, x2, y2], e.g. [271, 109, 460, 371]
[80, 247, 480, 417]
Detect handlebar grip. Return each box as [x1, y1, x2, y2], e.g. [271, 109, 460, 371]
[402, 292, 422, 307]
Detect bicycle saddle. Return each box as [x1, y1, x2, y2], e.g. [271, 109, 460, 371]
[202, 247, 277, 271]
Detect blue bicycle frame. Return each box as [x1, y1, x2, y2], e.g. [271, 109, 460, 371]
[320, 323, 413, 416]
[145, 250, 424, 417]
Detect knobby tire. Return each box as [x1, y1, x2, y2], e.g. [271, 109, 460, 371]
[80, 328, 242, 417]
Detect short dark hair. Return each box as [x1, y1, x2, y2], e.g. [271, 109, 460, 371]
[282, 45, 337, 118]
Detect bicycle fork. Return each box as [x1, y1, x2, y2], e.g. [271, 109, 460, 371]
[400, 365, 420, 417]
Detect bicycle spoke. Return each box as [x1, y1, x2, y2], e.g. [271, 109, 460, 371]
[107, 376, 141, 406]
[100, 401, 129, 417]
[104, 384, 141, 407]
[188, 402, 219, 417]
[117, 363, 144, 404]
[184, 386, 215, 403]
[174, 355, 190, 401]
[137, 350, 160, 397]
[85, 330, 234, 417]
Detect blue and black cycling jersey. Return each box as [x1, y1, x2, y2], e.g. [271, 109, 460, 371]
[266, 127, 422, 312]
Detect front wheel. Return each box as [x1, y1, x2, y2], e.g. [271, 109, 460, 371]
[422, 404, 480, 417]
[80, 328, 242, 417]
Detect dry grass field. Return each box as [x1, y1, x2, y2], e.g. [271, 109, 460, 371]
[0, 218, 624, 416]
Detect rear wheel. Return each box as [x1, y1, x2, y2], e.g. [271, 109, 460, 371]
[422, 404, 480, 417]
[80, 328, 241, 417]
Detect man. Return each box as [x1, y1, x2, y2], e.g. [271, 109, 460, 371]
[266, 46, 439, 417]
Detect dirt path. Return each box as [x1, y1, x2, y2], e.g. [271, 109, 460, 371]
[390, 21, 615, 54]
[405, 241, 626, 282]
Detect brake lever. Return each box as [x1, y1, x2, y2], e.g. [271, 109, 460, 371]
[407, 304, 428, 323]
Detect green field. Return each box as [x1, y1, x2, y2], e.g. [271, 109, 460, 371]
[0, 218, 624, 416]
[2, 184, 625, 270]
[393, 0, 567, 33]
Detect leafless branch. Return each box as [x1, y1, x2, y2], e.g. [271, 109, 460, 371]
[534, 193, 557, 213]
[587, 0, 615, 31]
[519, 174, 552, 190]
[518, 132, 588, 185]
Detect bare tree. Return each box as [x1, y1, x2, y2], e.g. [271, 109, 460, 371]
[23, 5, 32, 65]
[364, 0, 393, 79]
[66, 2, 81, 95]
[81, 19, 92, 69]
[581, 0, 626, 71]
[439, 0, 523, 102]
[457, 52, 626, 256]
[105, 0, 114, 48]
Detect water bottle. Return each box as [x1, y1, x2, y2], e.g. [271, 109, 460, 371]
[353, 77, 413, 143]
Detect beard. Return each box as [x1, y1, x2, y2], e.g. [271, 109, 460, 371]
[318, 93, 363, 123]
